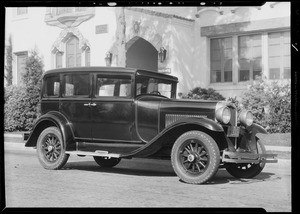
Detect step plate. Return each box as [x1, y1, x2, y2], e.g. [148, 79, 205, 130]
[66, 150, 121, 158]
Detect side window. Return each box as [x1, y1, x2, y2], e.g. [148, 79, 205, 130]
[63, 74, 90, 97]
[96, 76, 131, 97]
[43, 75, 60, 97]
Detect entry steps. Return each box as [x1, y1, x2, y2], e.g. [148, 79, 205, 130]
[65, 150, 121, 158]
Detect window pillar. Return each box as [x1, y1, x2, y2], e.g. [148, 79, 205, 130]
[262, 32, 269, 79]
[232, 35, 238, 84]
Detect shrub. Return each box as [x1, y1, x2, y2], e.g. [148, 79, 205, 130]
[4, 49, 43, 132]
[227, 96, 242, 113]
[241, 76, 291, 133]
[181, 87, 225, 101]
[5, 85, 30, 131]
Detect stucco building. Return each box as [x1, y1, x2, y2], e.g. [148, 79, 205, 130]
[5, 2, 291, 98]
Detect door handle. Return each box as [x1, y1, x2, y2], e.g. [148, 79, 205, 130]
[90, 103, 97, 107]
[83, 103, 90, 107]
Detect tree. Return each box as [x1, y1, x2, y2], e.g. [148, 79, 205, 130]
[4, 49, 44, 131]
[5, 35, 13, 86]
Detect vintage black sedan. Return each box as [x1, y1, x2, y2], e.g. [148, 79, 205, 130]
[25, 67, 277, 184]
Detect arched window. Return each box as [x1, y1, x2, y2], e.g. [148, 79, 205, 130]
[66, 35, 81, 67]
[56, 52, 63, 68]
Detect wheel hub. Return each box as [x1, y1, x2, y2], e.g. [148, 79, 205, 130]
[48, 145, 54, 152]
[187, 154, 195, 162]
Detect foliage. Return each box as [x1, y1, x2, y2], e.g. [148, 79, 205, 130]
[241, 76, 291, 133]
[227, 96, 242, 113]
[181, 87, 225, 101]
[5, 35, 13, 86]
[4, 49, 44, 132]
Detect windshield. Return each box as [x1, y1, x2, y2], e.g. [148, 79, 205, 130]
[135, 76, 176, 98]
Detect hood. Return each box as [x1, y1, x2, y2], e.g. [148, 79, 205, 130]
[160, 98, 220, 120]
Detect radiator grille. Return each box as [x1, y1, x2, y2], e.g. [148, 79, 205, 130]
[228, 107, 237, 126]
[165, 114, 207, 127]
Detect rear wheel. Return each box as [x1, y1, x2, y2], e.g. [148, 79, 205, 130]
[225, 139, 266, 179]
[171, 131, 220, 184]
[36, 127, 69, 170]
[93, 157, 121, 168]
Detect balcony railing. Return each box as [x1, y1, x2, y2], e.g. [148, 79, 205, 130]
[45, 7, 95, 28]
[52, 7, 89, 16]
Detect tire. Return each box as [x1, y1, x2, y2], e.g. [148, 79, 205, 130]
[93, 156, 121, 168]
[225, 139, 266, 179]
[36, 127, 69, 170]
[171, 131, 220, 184]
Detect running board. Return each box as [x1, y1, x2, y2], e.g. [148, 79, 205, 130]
[66, 150, 121, 158]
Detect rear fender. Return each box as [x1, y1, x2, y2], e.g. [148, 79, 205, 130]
[25, 111, 75, 150]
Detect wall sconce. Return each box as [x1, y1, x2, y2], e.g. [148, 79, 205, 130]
[158, 47, 167, 63]
[105, 52, 112, 67]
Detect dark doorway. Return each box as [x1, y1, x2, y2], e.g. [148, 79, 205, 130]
[126, 37, 158, 72]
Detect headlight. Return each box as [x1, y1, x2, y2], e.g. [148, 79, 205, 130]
[239, 110, 253, 127]
[216, 107, 231, 124]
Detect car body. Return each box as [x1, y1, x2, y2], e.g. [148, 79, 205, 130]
[25, 67, 278, 184]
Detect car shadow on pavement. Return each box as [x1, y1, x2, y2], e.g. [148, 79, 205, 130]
[200, 169, 278, 185]
[64, 159, 177, 177]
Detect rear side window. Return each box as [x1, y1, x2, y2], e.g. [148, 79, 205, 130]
[43, 75, 60, 97]
[96, 75, 131, 97]
[63, 74, 90, 97]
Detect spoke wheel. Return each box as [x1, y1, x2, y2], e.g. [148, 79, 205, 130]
[93, 156, 121, 168]
[179, 140, 209, 174]
[171, 131, 220, 184]
[37, 127, 69, 170]
[226, 139, 266, 179]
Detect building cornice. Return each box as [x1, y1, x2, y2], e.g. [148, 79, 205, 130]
[126, 7, 195, 23]
[201, 16, 290, 37]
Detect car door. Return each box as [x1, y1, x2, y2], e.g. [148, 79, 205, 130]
[60, 72, 92, 140]
[91, 73, 134, 142]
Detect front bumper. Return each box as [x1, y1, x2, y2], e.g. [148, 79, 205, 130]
[222, 150, 278, 164]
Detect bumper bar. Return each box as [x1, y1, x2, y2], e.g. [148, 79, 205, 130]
[222, 150, 278, 164]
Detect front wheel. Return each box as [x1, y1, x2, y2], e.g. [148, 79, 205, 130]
[36, 127, 69, 170]
[171, 131, 220, 184]
[225, 139, 266, 179]
[93, 156, 121, 168]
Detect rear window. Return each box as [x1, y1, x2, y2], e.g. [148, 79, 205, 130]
[43, 75, 60, 97]
[63, 74, 90, 97]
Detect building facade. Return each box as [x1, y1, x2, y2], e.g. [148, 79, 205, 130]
[5, 2, 291, 98]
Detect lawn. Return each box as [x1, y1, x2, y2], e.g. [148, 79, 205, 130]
[257, 133, 291, 147]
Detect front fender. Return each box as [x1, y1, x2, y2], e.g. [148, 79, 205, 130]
[25, 111, 75, 150]
[121, 117, 224, 158]
[167, 117, 224, 132]
[250, 123, 268, 135]
[238, 123, 268, 152]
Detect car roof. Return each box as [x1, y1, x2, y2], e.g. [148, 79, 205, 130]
[43, 66, 178, 82]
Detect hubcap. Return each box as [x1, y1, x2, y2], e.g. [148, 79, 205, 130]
[179, 139, 209, 174]
[48, 145, 54, 152]
[187, 154, 195, 162]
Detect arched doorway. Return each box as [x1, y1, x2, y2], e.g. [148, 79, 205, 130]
[126, 37, 158, 72]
